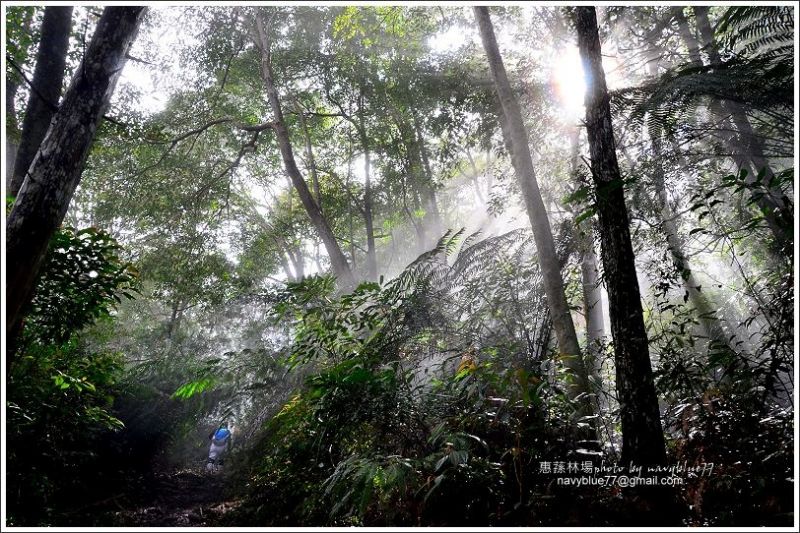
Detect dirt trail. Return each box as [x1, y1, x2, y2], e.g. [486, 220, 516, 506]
[110, 467, 241, 526]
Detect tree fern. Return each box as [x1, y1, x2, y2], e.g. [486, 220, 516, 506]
[716, 6, 794, 57]
[612, 6, 793, 139]
[613, 53, 792, 139]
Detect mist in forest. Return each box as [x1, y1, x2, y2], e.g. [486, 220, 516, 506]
[3, 4, 795, 529]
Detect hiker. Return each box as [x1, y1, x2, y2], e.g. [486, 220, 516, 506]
[206, 422, 232, 471]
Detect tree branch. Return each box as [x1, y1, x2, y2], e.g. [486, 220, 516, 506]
[286, 110, 347, 119]
[7, 54, 129, 128]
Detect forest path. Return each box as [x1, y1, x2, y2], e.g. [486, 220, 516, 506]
[111, 467, 241, 526]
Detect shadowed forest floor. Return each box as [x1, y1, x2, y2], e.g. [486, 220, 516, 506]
[113, 469, 240, 527]
[65, 468, 240, 527]
[5, 4, 794, 528]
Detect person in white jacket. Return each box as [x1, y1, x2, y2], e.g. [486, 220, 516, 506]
[206, 422, 232, 472]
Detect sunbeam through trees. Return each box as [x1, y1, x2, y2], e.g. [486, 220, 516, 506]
[2, 3, 796, 529]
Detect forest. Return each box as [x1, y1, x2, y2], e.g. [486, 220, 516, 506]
[2, 4, 796, 529]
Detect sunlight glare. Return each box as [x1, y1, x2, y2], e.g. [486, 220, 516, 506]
[550, 46, 586, 119]
[428, 24, 469, 53]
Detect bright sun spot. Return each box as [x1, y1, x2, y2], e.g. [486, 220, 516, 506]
[550, 46, 627, 120]
[550, 46, 586, 119]
[428, 25, 469, 53]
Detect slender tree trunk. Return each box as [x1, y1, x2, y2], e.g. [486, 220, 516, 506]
[313, 242, 324, 272]
[693, 6, 783, 197]
[358, 117, 378, 281]
[6, 79, 20, 188]
[574, 6, 666, 465]
[252, 203, 305, 281]
[568, 129, 606, 384]
[297, 108, 322, 208]
[682, 7, 792, 251]
[10, 6, 74, 198]
[581, 246, 605, 372]
[6, 7, 146, 353]
[5, 9, 33, 188]
[287, 246, 304, 280]
[253, 11, 354, 288]
[412, 114, 443, 241]
[485, 149, 495, 198]
[397, 141, 428, 254]
[348, 210, 357, 269]
[672, 8, 703, 66]
[465, 150, 487, 205]
[278, 250, 296, 282]
[389, 111, 431, 254]
[474, 7, 594, 423]
[277, 237, 304, 281]
[643, 65, 732, 354]
[390, 108, 437, 251]
[167, 298, 183, 339]
[363, 152, 377, 278]
[327, 88, 378, 279]
[625, 145, 728, 349]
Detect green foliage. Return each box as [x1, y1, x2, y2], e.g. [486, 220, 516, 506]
[24, 227, 139, 344]
[682, 168, 794, 258]
[665, 397, 793, 525]
[231, 234, 597, 526]
[612, 6, 793, 142]
[7, 228, 138, 525]
[8, 4, 793, 527]
[5, 7, 38, 69]
[172, 377, 216, 399]
[7, 338, 126, 525]
[716, 6, 794, 57]
[615, 56, 793, 135]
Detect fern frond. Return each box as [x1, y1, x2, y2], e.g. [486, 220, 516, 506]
[613, 52, 793, 138]
[717, 6, 794, 56]
[451, 228, 529, 281]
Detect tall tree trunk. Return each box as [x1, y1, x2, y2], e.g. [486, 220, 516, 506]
[6, 79, 20, 188]
[474, 7, 594, 423]
[672, 7, 703, 66]
[581, 245, 605, 375]
[574, 6, 666, 466]
[6, 7, 146, 353]
[643, 62, 733, 354]
[278, 250, 296, 282]
[569, 130, 606, 385]
[392, 112, 430, 251]
[680, 7, 792, 251]
[355, 90, 378, 281]
[412, 114, 443, 242]
[166, 298, 183, 339]
[651, 145, 728, 344]
[395, 135, 428, 254]
[286, 245, 304, 280]
[252, 11, 354, 288]
[464, 150, 487, 205]
[359, 123, 378, 281]
[252, 202, 306, 281]
[327, 88, 378, 280]
[5, 9, 34, 188]
[348, 209, 357, 269]
[10, 6, 74, 198]
[297, 108, 322, 208]
[693, 6, 783, 191]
